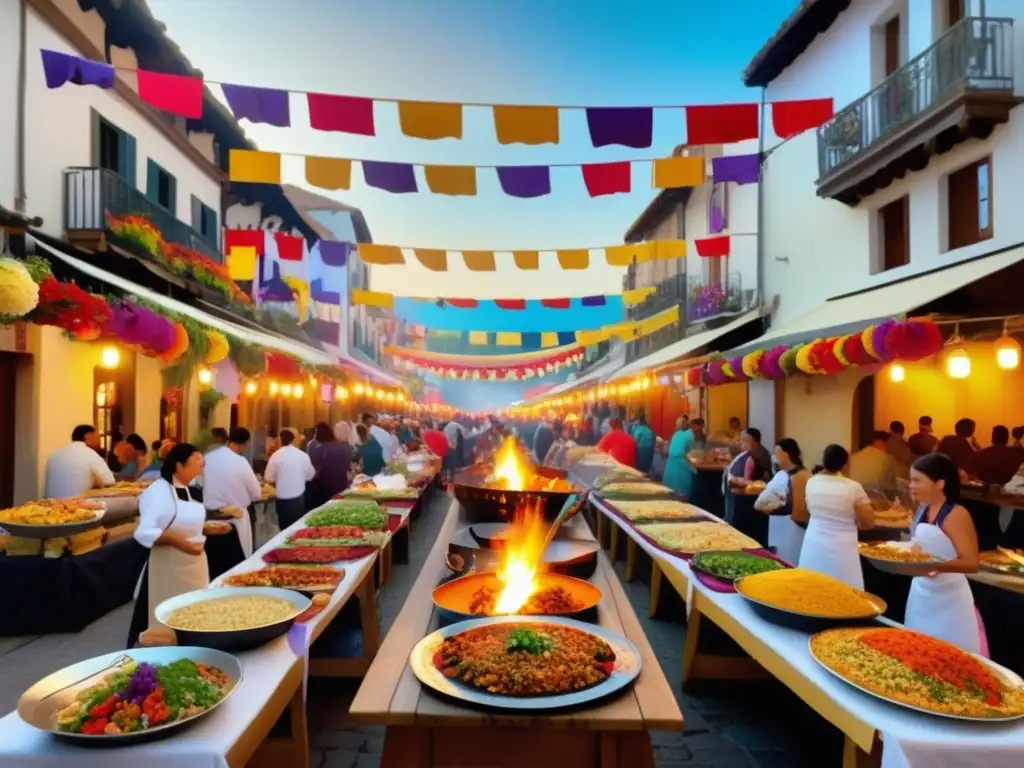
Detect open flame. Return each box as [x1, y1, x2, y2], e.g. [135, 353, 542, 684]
[494, 498, 549, 614]
[490, 437, 527, 490]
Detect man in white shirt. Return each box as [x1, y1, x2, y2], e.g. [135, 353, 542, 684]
[44, 425, 116, 498]
[442, 420, 467, 475]
[264, 429, 315, 529]
[201, 428, 262, 571]
[363, 412, 400, 461]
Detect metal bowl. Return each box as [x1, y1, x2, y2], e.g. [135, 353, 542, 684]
[18, 645, 241, 744]
[156, 586, 310, 651]
[433, 571, 602, 627]
[0, 505, 106, 539]
[734, 575, 887, 633]
[449, 526, 599, 580]
[452, 467, 578, 523]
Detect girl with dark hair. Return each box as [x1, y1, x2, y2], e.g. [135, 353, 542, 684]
[754, 438, 810, 564]
[127, 443, 211, 647]
[799, 444, 876, 588]
[905, 453, 983, 653]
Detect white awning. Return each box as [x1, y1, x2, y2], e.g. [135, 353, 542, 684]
[727, 246, 1024, 355]
[612, 310, 762, 380]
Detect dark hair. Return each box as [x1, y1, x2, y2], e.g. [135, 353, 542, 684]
[279, 430, 295, 446]
[315, 421, 335, 443]
[992, 425, 1010, 446]
[161, 443, 199, 482]
[126, 433, 147, 453]
[228, 427, 251, 445]
[776, 438, 803, 468]
[361, 412, 375, 424]
[912, 453, 961, 503]
[1013, 426, 1024, 441]
[71, 425, 95, 442]
[919, 416, 933, 426]
[151, 440, 162, 452]
[811, 464, 825, 475]
[821, 444, 850, 473]
[609, 417, 623, 431]
[691, 418, 705, 427]
[744, 427, 762, 444]
[889, 420, 905, 435]
[210, 427, 228, 443]
[633, 408, 646, 424]
[954, 418, 976, 438]
[870, 430, 890, 444]
[356, 424, 369, 442]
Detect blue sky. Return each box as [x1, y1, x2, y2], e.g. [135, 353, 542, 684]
[149, 0, 792, 299]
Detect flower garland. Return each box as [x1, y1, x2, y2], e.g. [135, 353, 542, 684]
[0, 258, 41, 321]
[32, 277, 111, 340]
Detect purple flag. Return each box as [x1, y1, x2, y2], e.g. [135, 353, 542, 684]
[41, 49, 114, 90]
[221, 83, 291, 127]
[310, 278, 341, 304]
[317, 240, 350, 268]
[363, 161, 418, 193]
[586, 107, 653, 148]
[496, 166, 551, 198]
[581, 295, 606, 307]
[712, 153, 761, 185]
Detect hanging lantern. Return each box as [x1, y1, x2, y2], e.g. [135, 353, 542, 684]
[946, 345, 971, 379]
[889, 364, 905, 383]
[996, 330, 1021, 370]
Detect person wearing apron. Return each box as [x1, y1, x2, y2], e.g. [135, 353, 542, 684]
[126, 443, 209, 648]
[723, 429, 772, 543]
[755, 438, 810, 565]
[904, 453, 982, 653]
[799, 444, 875, 589]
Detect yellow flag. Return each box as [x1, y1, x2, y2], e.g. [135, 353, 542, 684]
[469, 331, 488, 346]
[653, 240, 687, 260]
[512, 251, 539, 270]
[607, 321, 639, 341]
[351, 289, 394, 308]
[641, 305, 680, 334]
[424, 165, 477, 196]
[576, 328, 610, 346]
[462, 251, 496, 272]
[540, 331, 559, 348]
[305, 156, 352, 190]
[557, 249, 589, 270]
[229, 149, 281, 184]
[414, 249, 448, 272]
[357, 244, 405, 265]
[226, 246, 257, 282]
[398, 100, 463, 140]
[604, 242, 651, 266]
[652, 156, 704, 189]
[622, 287, 656, 305]
[492, 105, 560, 145]
[283, 276, 310, 319]
[496, 332, 522, 346]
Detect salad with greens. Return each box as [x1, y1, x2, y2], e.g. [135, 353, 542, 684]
[305, 499, 388, 529]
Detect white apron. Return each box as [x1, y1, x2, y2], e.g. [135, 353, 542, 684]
[228, 507, 254, 559]
[769, 515, 806, 565]
[904, 510, 980, 653]
[799, 515, 863, 589]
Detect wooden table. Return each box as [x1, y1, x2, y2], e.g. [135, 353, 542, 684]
[350, 497, 683, 768]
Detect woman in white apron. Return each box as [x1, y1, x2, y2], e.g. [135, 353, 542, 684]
[904, 453, 982, 653]
[126, 443, 209, 647]
[755, 438, 810, 564]
[800, 444, 875, 589]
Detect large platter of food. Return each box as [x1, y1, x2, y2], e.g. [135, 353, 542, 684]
[304, 500, 389, 529]
[218, 564, 345, 593]
[691, 551, 787, 583]
[263, 545, 378, 564]
[344, 485, 420, 501]
[810, 627, 1024, 720]
[432, 572, 601, 626]
[636, 521, 758, 554]
[980, 549, 1024, 578]
[735, 569, 885, 631]
[592, 468, 646, 487]
[410, 615, 641, 710]
[597, 482, 676, 499]
[156, 586, 310, 651]
[286, 526, 389, 548]
[609, 499, 706, 522]
[858, 541, 945, 575]
[79, 481, 149, 499]
[0, 499, 105, 538]
[18, 646, 239, 742]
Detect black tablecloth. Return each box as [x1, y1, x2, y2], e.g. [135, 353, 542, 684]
[0, 537, 148, 636]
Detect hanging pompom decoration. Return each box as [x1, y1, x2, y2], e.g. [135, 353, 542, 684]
[704, 360, 728, 385]
[0, 258, 40, 319]
[780, 344, 803, 376]
[863, 319, 897, 361]
[157, 322, 190, 363]
[741, 350, 765, 378]
[808, 337, 846, 375]
[833, 336, 852, 367]
[725, 356, 750, 381]
[202, 328, 230, 365]
[795, 342, 821, 374]
[883, 320, 944, 362]
[685, 367, 702, 387]
[841, 333, 877, 366]
[759, 346, 788, 379]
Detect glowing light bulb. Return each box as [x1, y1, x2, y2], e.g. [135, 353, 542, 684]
[946, 348, 971, 379]
[100, 346, 120, 369]
[281, 383, 292, 396]
[889, 364, 905, 383]
[996, 337, 1021, 370]
[375, 388, 385, 400]
[197, 368, 213, 385]
[245, 381, 258, 395]
[269, 381, 279, 395]
[353, 383, 364, 395]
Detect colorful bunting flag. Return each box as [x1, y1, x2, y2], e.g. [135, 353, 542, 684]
[541, 298, 572, 309]
[711, 153, 761, 185]
[772, 98, 834, 139]
[541, 331, 560, 347]
[695, 235, 730, 258]
[137, 69, 203, 119]
[581, 162, 632, 197]
[463, 251, 496, 272]
[229, 149, 281, 184]
[513, 251, 539, 270]
[424, 165, 477, 196]
[623, 287, 656, 305]
[468, 331, 489, 345]
[686, 103, 759, 145]
[494, 299, 526, 310]
[581, 295, 607, 307]
[557, 249, 589, 270]
[226, 246, 257, 282]
[398, 100, 463, 140]
[362, 161, 418, 193]
[274, 232, 305, 261]
[586, 107, 653, 149]
[351, 289, 394, 308]
[493, 105, 560, 145]
[414, 249, 448, 272]
[317, 241, 349, 267]
[652, 240, 688, 260]
[447, 299, 478, 309]
[40, 49, 113, 89]
[358, 244, 405, 265]
[307, 93, 375, 135]
[652, 156, 704, 189]
[305, 156, 352, 190]
[604, 243, 650, 267]
[496, 332, 522, 346]
[224, 228, 265, 256]
[496, 166, 550, 198]
[221, 83, 290, 127]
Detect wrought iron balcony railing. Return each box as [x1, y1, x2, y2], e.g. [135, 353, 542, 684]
[817, 17, 1014, 178]
[686, 272, 743, 323]
[63, 167, 221, 262]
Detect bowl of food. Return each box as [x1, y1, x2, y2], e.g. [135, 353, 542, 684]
[449, 527, 600, 580]
[432, 571, 602, 627]
[690, 550, 788, 583]
[217, 564, 345, 593]
[18, 646, 239, 742]
[155, 587, 310, 651]
[0, 499, 105, 538]
[734, 568, 886, 632]
[858, 541, 945, 576]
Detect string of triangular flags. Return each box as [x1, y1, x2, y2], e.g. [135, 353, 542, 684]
[40, 49, 834, 149]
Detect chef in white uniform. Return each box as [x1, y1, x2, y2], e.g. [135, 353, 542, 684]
[127, 443, 208, 646]
[904, 453, 982, 653]
[800, 444, 875, 589]
[200, 427, 262, 574]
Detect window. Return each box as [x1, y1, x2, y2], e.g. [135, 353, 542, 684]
[947, 157, 993, 250]
[884, 15, 901, 76]
[146, 160, 176, 214]
[191, 195, 219, 246]
[879, 196, 910, 271]
[945, 0, 964, 30]
[92, 111, 136, 186]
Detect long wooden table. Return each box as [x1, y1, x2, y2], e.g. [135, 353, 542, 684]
[349, 497, 683, 768]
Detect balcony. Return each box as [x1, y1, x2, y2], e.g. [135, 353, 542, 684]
[687, 272, 744, 324]
[817, 17, 1018, 205]
[63, 167, 221, 262]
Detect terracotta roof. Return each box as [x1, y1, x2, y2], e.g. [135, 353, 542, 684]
[742, 0, 852, 87]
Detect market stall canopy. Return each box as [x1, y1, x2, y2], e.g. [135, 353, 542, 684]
[31, 236, 334, 365]
[524, 345, 627, 404]
[613, 310, 762, 380]
[727, 246, 1024, 357]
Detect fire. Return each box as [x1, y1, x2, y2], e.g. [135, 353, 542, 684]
[490, 437, 528, 491]
[493, 499, 549, 614]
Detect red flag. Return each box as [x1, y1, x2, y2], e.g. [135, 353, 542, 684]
[447, 298, 478, 308]
[694, 236, 730, 258]
[495, 299, 526, 310]
[137, 69, 203, 119]
[274, 232, 304, 261]
[686, 104, 759, 145]
[771, 98, 834, 139]
[308, 93, 375, 135]
[541, 298, 571, 309]
[224, 229, 264, 255]
[580, 161, 631, 197]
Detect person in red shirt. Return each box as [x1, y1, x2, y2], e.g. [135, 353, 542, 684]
[596, 418, 638, 468]
[421, 425, 449, 460]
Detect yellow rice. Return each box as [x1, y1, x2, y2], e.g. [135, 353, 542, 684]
[738, 569, 879, 617]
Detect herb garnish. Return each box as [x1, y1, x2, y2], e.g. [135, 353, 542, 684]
[505, 627, 554, 655]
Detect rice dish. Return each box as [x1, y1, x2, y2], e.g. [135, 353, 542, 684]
[738, 569, 880, 617]
[165, 595, 297, 631]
